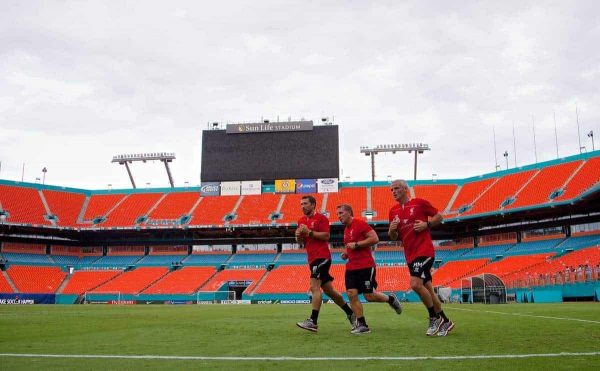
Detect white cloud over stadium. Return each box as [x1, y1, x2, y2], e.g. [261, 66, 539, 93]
[0, 1, 598, 189]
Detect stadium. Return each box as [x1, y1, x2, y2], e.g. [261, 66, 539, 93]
[1, 120, 599, 369]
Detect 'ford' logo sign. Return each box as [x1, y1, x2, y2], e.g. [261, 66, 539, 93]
[321, 179, 335, 184]
[201, 185, 219, 192]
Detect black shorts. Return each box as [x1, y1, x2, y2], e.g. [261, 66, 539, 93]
[309, 258, 334, 286]
[408, 256, 434, 283]
[345, 267, 377, 294]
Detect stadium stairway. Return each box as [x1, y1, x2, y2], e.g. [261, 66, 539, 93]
[136, 268, 172, 294]
[139, 193, 169, 225]
[246, 269, 271, 295]
[76, 195, 91, 224]
[189, 268, 222, 293]
[444, 184, 462, 214]
[56, 271, 73, 294]
[1, 270, 18, 293]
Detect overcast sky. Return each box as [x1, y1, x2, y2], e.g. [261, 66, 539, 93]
[1, 1, 598, 189]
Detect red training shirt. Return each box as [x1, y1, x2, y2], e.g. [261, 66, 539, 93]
[298, 212, 331, 264]
[389, 198, 438, 264]
[343, 218, 376, 270]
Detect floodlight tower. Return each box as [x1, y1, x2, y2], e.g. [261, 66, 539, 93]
[360, 143, 430, 181]
[112, 152, 176, 189]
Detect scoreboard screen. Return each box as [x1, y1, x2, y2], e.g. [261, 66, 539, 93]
[201, 125, 339, 182]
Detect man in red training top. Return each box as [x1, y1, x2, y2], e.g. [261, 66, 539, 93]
[337, 204, 402, 334]
[388, 179, 454, 336]
[295, 195, 356, 332]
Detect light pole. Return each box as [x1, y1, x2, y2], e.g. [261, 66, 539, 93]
[42, 167, 47, 185]
[360, 143, 430, 181]
[588, 131, 595, 151]
[503, 151, 509, 170]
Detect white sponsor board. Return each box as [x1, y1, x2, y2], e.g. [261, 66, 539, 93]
[241, 180, 262, 195]
[317, 178, 339, 193]
[220, 181, 241, 196]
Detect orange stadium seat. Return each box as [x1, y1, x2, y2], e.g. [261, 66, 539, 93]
[61, 270, 122, 295]
[553, 156, 600, 202]
[432, 259, 489, 288]
[370, 186, 396, 222]
[232, 193, 281, 225]
[43, 190, 86, 226]
[143, 267, 216, 294]
[200, 268, 265, 292]
[101, 193, 163, 227]
[91, 267, 169, 294]
[277, 193, 324, 224]
[190, 195, 239, 225]
[505, 161, 582, 209]
[463, 170, 536, 215]
[252, 265, 308, 293]
[413, 184, 457, 213]
[446, 178, 496, 215]
[148, 191, 200, 220]
[0, 185, 51, 225]
[324, 187, 367, 222]
[0, 272, 15, 293]
[8, 266, 67, 293]
[80, 194, 126, 223]
[375, 266, 411, 291]
[466, 253, 553, 286]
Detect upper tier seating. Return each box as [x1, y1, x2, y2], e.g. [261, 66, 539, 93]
[190, 195, 239, 225]
[505, 161, 582, 209]
[101, 193, 163, 227]
[8, 265, 66, 293]
[445, 178, 496, 215]
[2, 252, 53, 264]
[324, 187, 367, 222]
[147, 192, 200, 220]
[0, 185, 51, 225]
[136, 255, 187, 266]
[227, 253, 276, 266]
[554, 156, 600, 201]
[81, 194, 125, 222]
[460, 244, 514, 259]
[232, 194, 281, 225]
[90, 255, 143, 268]
[503, 239, 564, 256]
[276, 252, 306, 265]
[463, 170, 537, 215]
[143, 266, 216, 294]
[413, 184, 457, 213]
[43, 190, 86, 226]
[277, 193, 324, 224]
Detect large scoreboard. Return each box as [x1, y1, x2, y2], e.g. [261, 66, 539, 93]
[201, 121, 339, 182]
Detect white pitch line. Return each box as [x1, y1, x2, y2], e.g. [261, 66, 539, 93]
[0, 352, 599, 361]
[447, 307, 600, 324]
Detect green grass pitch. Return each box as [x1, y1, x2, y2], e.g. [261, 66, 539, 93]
[1, 303, 599, 370]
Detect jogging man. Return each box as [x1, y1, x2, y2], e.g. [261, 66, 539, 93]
[388, 179, 455, 336]
[295, 195, 356, 332]
[337, 204, 402, 334]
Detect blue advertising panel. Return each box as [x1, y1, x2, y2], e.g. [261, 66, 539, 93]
[296, 179, 317, 194]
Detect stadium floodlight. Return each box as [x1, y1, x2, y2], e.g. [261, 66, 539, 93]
[360, 143, 430, 181]
[588, 130, 595, 151]
[111, 152, 176, 189]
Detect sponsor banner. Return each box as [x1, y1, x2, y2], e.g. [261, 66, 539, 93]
[226, 121, 313, 134]
[200, 182, 220, 196]
[218, 300, 252, 305]
[280, 299, 312, 304]
[317, 178, 339, 193]
[109, 300, 136, 305]
[275, 179, 296, 193]
[0, 294, 55, 304]
[241, 180, 262, 195]
[228, 280, 253, 286]
[220, 181, 241, 196]
[251, 299, 281, 304]
[296, 179, 317, 194]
